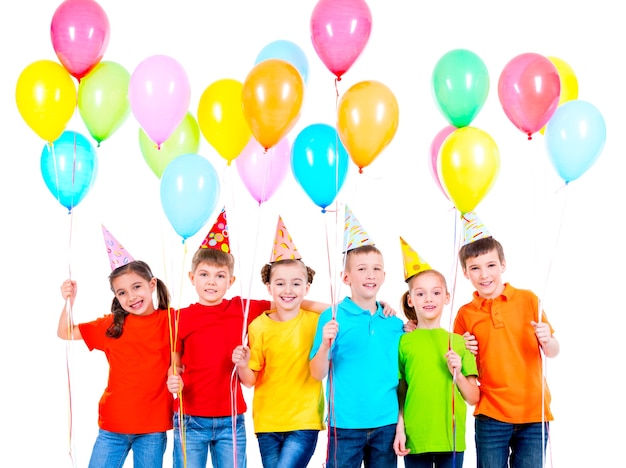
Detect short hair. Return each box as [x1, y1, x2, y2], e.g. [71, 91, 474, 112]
[344, 244, 383, 270]
[260, 259, 315, 284]
[458, 237, 505, 271]
[191, 248, 235, 275]
[401, 269, 448, 321]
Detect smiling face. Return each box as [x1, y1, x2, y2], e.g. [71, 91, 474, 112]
[111, 271, 157, 316]
[407, 270, 450, 328]
[343, 249, 385, 308]
[190, 261, 235, 306]
[266, 261, 310, 317]
[463, 248, 506, 299]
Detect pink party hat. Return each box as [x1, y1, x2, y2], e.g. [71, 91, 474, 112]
[400, 236, 432, 282]
[343, 205, 375, 253]
[461, 211, 492, 246]
[269, 216, 302, 262]
[199, 208, 230, 253]
[102, 225, 134, 270]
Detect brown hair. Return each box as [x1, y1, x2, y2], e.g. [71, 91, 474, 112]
[344, 244, 383, 270]
[107, 260, 170, 339]
[191, 248, 235, 275]
[458, 237, 505, 271]
[261, 259, 315, 284]
[401, 269, 449, 323]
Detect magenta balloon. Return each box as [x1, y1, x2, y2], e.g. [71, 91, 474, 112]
[129, 55, 191, 147]
[50, 0, 110, 80]
[429, 126, 455, 200]
[310, 0, 372, 80]
[236, 137, 290, 205]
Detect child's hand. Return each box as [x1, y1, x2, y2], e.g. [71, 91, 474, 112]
[232, 345, 250, 367]
[380, 301, 397, 317]
[463, 332, 478, 355]
[322, 319, 339, 347]
[167, 374, 183, 394]
[60, 279, 77, 305]
[531, 321, 551, 346]
[445, 349, 462, 375]
[403, 320, 417, 333]
[393, 428, 410, 457]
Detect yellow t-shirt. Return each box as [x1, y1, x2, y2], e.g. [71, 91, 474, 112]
[248, 308, 325, 433]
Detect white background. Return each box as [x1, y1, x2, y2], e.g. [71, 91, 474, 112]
[2, 1, 623, 466]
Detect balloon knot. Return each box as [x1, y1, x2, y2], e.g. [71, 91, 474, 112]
[527, 133, 533, 140]
[359, 167, 363, 174]
[157, 144, 162, 150]
[321, 208, 326, 214]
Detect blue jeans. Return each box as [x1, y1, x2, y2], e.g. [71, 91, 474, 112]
[88, 429, 166, 468]
[256, 430, 319, 468]
[326, 424, 397, 468]
[475, 415, 549, 468]
[173, 413, 247, 468]
[403, 452, 464, 468]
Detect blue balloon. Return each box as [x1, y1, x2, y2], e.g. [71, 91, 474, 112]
[160, 153, 220, 240]
[291, 124, 349, 211]
[40, 131, 98, 213]
[545, 100, 606, 184]
[255, 40, 309, 85]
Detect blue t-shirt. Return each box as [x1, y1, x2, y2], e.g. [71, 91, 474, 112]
[310, 297, 404, 429]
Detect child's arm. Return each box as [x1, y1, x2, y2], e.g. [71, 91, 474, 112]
[446, 350, 480, 405]
[393, 379, 410, 457]
[57, 279, 83, 340]
[310, 319, 338, 380]
[462, 332, 478, 355]
[232, 345, 258, 387]
[531, 321, 560, 358]
[301, 299, 329, 314]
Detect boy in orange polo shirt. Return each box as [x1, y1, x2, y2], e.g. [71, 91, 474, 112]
[453, 212, 559, 468]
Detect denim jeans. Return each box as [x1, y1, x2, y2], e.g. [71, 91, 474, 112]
[88, 429, 166, 468]
[403, 452, 464, 468]
[173, 413, 247, 468]
[326, 424, 397, 468]
[475, 415, 549, 468]
[256, 430, 319, 468]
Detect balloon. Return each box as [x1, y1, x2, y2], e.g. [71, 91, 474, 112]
[129, 55, 191, 148]
[255, 40, 309, 85]
[140, 112, 200, 178]
[78, 61, 130, 145]
[160, 154, 220, 241]
[337, 80, 399, 173]
[539, 57, 579, 135]
[236, 137, 291, 205]
[544, 100, 606, 184]
[310, 0, 372, 80]
[432, 49, 490, 128]
[40, 131, 98, 213]
[291, 123, 349, 211]
[242, 59, 304, 151]
[498, 53, 561, 139]
[429, 126, 455, 200]
[438, 127, 500, 214]
[16, 60, 77, 143]
[50, 0, 110, 80]
[197, 79, 251, 165]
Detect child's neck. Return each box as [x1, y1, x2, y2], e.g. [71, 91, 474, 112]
[351, 296, 378, 315]
[269, 306, 300, 322]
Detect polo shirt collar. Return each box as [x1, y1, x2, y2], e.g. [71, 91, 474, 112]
[343, 296, 383, 316]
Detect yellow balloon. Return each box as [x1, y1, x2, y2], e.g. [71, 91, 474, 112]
[337, 80, 399, 173]
[15, 60, 77, 142]
[540, 56, 579, 134]
[197, 79, 252, 165]
[438, 127, 500, 214]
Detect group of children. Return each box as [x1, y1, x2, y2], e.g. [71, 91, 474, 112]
[57, 207, 559, 468]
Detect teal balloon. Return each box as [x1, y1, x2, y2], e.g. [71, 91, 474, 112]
[40, 131, 98, 213]
[160, 153, 220, 240]
[291, 123, 349, 211]
[545, 100, 606, 184]
[432, 49, 490, 127]
[255, 40, 309, 85]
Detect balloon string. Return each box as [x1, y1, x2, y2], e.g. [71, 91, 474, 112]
[65, 210, 77, 468]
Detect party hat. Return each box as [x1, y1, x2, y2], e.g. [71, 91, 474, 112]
[343, 205, 375, 253]
[461, 211, 492, 246]
[269, 216, 302, 262]
[102, 225, 134, 270]
[199, 207, 230, 253]
[400, 236, 432, 282]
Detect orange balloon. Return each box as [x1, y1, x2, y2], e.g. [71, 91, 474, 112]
[242, 59, 304, 150]
[337, 80, 399, 172]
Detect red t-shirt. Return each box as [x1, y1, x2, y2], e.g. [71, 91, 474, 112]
[79, 309, 174, 433]
[173, 297, 270, 417]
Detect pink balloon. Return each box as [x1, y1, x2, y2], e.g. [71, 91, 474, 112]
[498, 53, 560, 139]
[310, 0, 372, 80]
[429, 126, 455, 200]
[236, 137, 290, 205]
[50, 0, 110, 80]
[129, 55, 191, 147]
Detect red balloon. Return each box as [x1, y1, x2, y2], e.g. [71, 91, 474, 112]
[498, 53, 560, 140]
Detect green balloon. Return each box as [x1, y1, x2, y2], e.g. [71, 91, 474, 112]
[140, 112, 200, 178]
[432, 49, 490, 128]
[78, 61, 131, 144]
